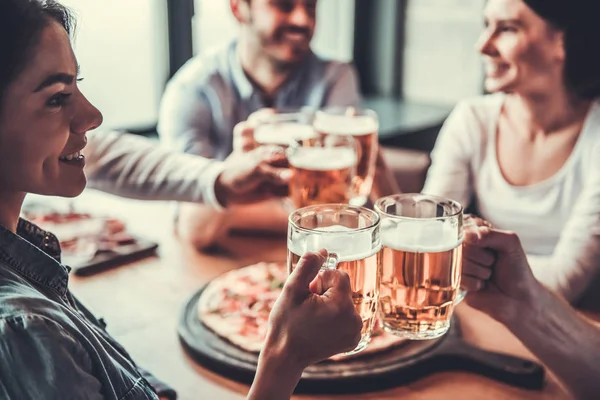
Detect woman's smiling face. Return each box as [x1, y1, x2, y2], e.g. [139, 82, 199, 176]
[476, 0, 565, 96]
[0, 20, 103, 198]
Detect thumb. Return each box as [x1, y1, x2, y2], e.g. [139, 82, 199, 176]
[465, 227, 522, 254]
[286, 249, 328, 297]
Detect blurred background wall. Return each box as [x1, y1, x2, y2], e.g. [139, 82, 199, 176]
[60, 0, 485, 135]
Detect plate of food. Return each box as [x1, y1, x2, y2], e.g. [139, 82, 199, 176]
[179, 262, 544, 393]
[22, 205, 158, 275]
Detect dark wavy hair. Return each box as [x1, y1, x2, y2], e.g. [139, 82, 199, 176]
[524, 0, 600, 99]
[0, 0, 74, 102]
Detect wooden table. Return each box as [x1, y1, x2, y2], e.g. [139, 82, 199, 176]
[69, 191, 571, 400]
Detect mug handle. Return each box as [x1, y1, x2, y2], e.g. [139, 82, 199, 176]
[322, 252, 339, 271]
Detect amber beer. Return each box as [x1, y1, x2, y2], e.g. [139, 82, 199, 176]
[314, 110, 379, 205]
[287, 146, 356, 208]
[287, 205, 381, 355]
[375, 194, 464, 340]
[379, 225, 462, 339]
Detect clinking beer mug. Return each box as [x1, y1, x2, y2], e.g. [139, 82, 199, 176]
[286, 134, 358, 209]
[287, 204, 382, 355]
[314, 107, 379, 206]
[374, 193, 464, 340]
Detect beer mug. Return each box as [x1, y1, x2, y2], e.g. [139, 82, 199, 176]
[252, 108, 317, 149]
[374, 194, 463, 340]
[314, 108, 379, 206]
[287, 204, 382, 355]
[286, 135, 358, 209]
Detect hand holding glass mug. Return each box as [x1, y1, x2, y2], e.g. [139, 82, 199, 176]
[233, 108, 315, 153]
[213, 146, 293, 206]
[249, 249, 363, 400]
[265, 249, 363, 368]
[462, 225, 538, 323]
[287, 204, 382, 355]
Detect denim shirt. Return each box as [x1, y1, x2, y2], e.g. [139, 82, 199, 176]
[0, 219, 172, 400]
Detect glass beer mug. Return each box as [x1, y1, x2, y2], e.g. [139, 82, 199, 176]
[252, 108, 317, 149]
[287, 204, 382, 355]
[313, 108, 379, 206]
[374, 194, 463, 340]
[286, 135, 358, 209]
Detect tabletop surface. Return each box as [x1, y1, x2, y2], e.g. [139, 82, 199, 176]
[362, 97, 453, 140]
[67, 190, 572, 400]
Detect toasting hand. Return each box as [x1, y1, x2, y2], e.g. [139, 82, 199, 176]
[232, 108, 276, 153]
[461, 224, 600, 400]
[213, 145, 292, 207]
[461, 225, 539, 322]
[247, 250, 362, 400]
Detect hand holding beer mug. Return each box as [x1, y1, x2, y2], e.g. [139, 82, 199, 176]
[375, 194, 463, 340]
[287, 205, 382, 355]
[234, 108, 316, 153]
[314, 108, 379, 206]
[286, 135, 358, 208]
[235, 108, 319, 212]
[253, 108, 316, 149]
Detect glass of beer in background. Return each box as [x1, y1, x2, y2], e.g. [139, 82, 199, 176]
[287, 204, 382, 354]
[375, 194, 463, 340]
[252, 108, 317, 149]
[314, 108, 379, 206]
[286, 135, 357, 208]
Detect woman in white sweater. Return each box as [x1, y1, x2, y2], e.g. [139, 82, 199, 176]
[423, 0, 600, 303]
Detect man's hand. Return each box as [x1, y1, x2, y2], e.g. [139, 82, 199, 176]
[462, 225, 540, 323]
[233, 108, 275, 153]
[214, 145, 292, 207]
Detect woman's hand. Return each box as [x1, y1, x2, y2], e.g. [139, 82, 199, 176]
[266, 249, 363, 366]
[462, 225, 540, 323]
[247, 250, 362, 400]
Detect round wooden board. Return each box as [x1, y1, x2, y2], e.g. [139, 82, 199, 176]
[179, 283, 545, 394]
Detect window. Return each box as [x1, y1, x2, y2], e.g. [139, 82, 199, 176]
[61, 0, 169, 131]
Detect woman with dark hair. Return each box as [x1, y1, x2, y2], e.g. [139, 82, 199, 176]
[0, 1, 362, 399]
[424, 0, 600, 303]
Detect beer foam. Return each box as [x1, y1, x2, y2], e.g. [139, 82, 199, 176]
[314, 114, 379, 136]
[381, 219, 462, 253]
[288, 147, 356, 171]
[289, 225, 379, 262]
[254, 122, 316, 145]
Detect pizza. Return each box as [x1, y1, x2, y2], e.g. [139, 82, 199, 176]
[198, 262, 286, 352]
[197, 262, 407, 359]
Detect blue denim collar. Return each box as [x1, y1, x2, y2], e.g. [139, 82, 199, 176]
[0, 218, 69, 297]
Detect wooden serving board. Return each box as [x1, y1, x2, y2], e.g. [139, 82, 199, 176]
[68, 237, 158, 276]
[178, 285, 545, 394]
